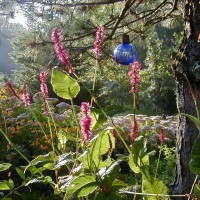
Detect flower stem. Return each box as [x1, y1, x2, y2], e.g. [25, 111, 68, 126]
[155, 144, 162, 178]
[0, 128, 30, 163]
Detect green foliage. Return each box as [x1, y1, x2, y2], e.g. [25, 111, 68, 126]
[81, 129, 115, 170]
[65, 174, 97, 199]
[0, 163, 11, 172]
[194, 184, 200, 198]
[25, 151, 55, 171]
[181, 114, 200, 175]
[96, 160, 121, 187]
[51, 67, 80, 99]
[190, 134, 200, 175]
[0, 182, 10, 191]
[142, 176, 168, 200]
[140, 24, 183, 115]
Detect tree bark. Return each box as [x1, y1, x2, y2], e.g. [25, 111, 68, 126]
[171, 0, 200, 198]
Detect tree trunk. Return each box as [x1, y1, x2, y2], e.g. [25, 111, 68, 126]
[171, 0, 200, 198]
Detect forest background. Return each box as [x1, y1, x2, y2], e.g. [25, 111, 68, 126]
[0, 0, 184, 116]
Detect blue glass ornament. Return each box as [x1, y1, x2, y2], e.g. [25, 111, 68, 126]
[114, 34, 137, 65]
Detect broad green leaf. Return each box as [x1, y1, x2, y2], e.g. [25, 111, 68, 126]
[81, 130, 115, 169]
[57, 130, 67, 149]
[194, 184, 200, 198]
[131, 136, 148, 167]
[190, 135, 200, 175]
[54, 153, 76, 169]
[132, 136, 143, 164]
[129, 154, 149, 173]
[65, 174, 96, 200]
[2, 198, 13, 200]
[77, 182, 98, 197]
[43, 162, 54, 170]
[98, 158, 112, 168]
[0, 163, 11, 171]
[51, 67, 80, 99]
[112, 179, 128, 188]
[96, 160, 121, 187]
[0, 182, 10, 191]
[25, 152, 54, 171]
[15, 167, 25, 180]
[26, 165, 42, 175]
[91, 111, 99, 130]
[25, 176, 53, 186]
[142, 176, 168, 200]
[7, 179, 14, 191]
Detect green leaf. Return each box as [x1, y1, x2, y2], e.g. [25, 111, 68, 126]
[0, 182, 10, 191]
[2, 198, 13, 200]
[26, 165, 41, 175]
[112, 179, 128, 188]
[25, 176, 53, 186]
[0, 163, 11, 171]
[58, 130, 67, 148]
[51, 67, 80, 99]
[25, 152, 54, 171]
[7, 179, 14, 191]
[77, 182, 98, 197]
[129, 154, 149, 174]
[194, 184, 200, 198]
[43, 163, 54, 170]
[54, 153, 76, 169]
[98, 158, 112, 168]
[15, 167, 25, 180]
[132, 136, 146, 165]
[130, 136, 149, 172]
[96, 160, 121, 187]
[65, 174, 96, 200]
[142, 176, 168, 200]
[190, 134, 200, 175]
[81, 130, 115, 169]
[91, 111, 99, 130]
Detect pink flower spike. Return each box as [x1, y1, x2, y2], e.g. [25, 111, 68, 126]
[51, 28, 74, 74]
[22, 81, 30, 107]
[40, 71, 46, 83]
[159, 128, 165, 144]
[40, 71, 48, 99]
[128, 61, 142, 93]
[130, 117, 139, 143]
[94, 26, 104, 59]
[80, 102, 92, 143]
[40, 71, 49, 114]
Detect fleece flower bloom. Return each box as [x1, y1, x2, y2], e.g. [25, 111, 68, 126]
[130, 116, 138, 144]
[40, 71, 49, 114]
[51, 28, 74, 74]
[22, 81, 30, 107]
[159, 128, 165, 144]
[94, 26, 104, 59]
[40, 71, 48, 98]
[80, 102, 92, 143]
[128, 61, 142, 93]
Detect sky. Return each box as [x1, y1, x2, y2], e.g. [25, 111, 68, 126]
[9, 12, 28, 29]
